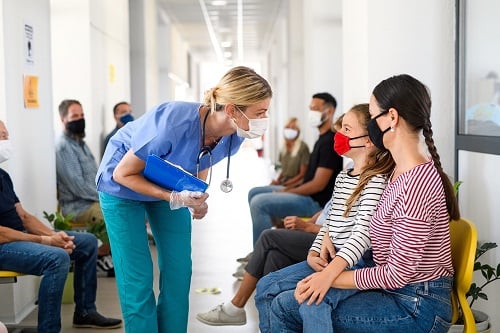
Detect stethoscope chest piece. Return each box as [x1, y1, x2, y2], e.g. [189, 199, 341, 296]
[220, 179, 233, 193]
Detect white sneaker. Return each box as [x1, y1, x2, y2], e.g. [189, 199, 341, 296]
[232, 263, 246, 280]
[196, 303, 246, 326]
[236, 252, 253, 264]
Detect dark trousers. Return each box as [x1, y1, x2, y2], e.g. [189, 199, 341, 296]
[245, 228, 316, 279]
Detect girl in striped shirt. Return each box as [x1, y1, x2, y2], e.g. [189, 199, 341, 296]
[271, 74, 460, 333]
[255, 103, 395, 332]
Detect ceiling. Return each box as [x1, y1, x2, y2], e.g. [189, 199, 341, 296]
[157, 0, 283, 65]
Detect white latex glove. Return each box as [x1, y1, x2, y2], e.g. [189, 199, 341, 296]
[169, 190, 209, 210]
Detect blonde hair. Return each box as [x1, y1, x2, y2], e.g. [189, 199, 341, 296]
[203, 66, 272, 112]
[343, 103, 395, 217]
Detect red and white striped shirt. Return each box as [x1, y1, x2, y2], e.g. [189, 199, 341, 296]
[354, 160, 454, 290]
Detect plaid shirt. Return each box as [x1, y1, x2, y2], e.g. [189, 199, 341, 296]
[56, 133, 99, 217]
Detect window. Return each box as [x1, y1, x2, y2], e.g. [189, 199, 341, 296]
[456, 0, 500, 156]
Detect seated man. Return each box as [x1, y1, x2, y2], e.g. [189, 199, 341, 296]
[0, 120, 122, 332]
[56, 99, 114, 277]
[247, 92, 343, 247]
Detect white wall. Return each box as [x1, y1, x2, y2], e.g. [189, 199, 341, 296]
[51, 0, 131, 160]
[0, 0, 54, 323]
[458, 151, 500, 329]
[302, 0, 343, 149]
[344, 0, 455, 175]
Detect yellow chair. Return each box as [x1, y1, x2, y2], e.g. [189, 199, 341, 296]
[449, 217, 478, 333]
[0, 270, 24, 284]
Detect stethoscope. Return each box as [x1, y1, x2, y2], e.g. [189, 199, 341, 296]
[196, 109, 233, 193]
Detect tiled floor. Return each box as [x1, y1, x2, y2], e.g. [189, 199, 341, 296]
[11, 144, 272, 333]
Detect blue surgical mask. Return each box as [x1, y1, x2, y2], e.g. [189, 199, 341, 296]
[120, 113, 134, 125]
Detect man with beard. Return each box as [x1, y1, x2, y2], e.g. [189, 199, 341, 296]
[56, 99, 114, 277]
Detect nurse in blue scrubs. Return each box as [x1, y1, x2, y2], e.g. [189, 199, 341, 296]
[96, 66, 272, 333]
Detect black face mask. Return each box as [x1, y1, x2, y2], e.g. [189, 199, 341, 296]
[66, 118, 86, 136]
[367, 111, 391, 151]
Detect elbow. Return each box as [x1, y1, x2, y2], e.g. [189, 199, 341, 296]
[112, 169, 126, 186]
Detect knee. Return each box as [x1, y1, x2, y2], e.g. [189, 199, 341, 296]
[46, 248, 71, 273]
[256, 229, 273, 247]
[74, 232, 98, 255]
[255, 272, 277, 298]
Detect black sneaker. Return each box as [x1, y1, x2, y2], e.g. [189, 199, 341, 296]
[73, 311, 122, 329]
[97, 255, 115, 278]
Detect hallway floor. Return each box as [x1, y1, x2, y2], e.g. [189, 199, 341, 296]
[12, 143, 271, 333]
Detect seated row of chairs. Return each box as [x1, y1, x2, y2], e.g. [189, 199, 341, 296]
[0, 218, 478, 332]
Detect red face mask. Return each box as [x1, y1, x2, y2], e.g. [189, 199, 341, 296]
[333, 131, 368, 156]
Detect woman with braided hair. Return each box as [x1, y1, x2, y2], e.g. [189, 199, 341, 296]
[266, 74, 460, 333]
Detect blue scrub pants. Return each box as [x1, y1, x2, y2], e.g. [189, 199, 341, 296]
[99, 192, 192, 333]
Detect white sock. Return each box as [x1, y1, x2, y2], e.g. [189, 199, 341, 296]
[223, 301, 244, 316]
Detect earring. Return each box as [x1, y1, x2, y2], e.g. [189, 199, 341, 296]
[390, 127, 395, 132]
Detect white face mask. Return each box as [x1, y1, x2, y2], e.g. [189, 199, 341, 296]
[283, 128, 298, 140]
[236, 108, 269, 139]
[308, 110, 326, 127]
[0, 139, 14, 163]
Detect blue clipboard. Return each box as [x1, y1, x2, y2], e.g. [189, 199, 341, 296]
[143, 154, 208, 193]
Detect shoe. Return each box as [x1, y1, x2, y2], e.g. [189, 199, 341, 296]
[73, 311, 122, 329]
[232, 264, 245, 281]
[97, 255, 115, 278]
[196, 303, 246, 326]
[236, 252, 253, 264]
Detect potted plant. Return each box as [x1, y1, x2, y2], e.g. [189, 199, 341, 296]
[43, 211, 76, 303]
[450, 181, 499, 332]
[449, 242, 499, 332]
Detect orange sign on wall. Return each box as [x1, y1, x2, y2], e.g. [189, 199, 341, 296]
[23, 75, 39, 108]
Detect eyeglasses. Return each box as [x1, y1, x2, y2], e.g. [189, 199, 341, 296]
[371, 110, 389, 120]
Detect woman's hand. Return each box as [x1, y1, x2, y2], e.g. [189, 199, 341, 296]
[169, 191, 209, 210]
[294, 270, 335, 305]
[191, 201, 208, 220]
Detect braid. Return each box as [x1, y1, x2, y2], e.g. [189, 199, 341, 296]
[422, 123, 460, 220]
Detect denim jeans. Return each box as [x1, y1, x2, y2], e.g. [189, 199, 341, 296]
[255, 251, 374, 333]
[0, 231, 98, 333]
[248, 186, 322, 246]
[270, 276, 453, 333]
[99, 192, 192, 333]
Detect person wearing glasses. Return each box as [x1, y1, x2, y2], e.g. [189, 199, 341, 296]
[96, 66, 272, 333]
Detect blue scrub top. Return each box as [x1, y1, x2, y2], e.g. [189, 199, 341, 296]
[96, 101, 244, 201]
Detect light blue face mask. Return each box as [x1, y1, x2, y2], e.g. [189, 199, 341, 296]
[119, 113, 134, 125]
[0, 139, 14, 163]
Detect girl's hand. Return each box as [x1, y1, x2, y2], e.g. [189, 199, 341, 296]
[320, 234, 336, 263]
[307, 251, 328, 272]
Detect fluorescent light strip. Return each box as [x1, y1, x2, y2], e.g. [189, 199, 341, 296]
[237, 0, 243, 62]
[199, 0, 224, 63]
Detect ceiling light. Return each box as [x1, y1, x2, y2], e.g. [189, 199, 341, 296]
[221, 41, 232, 48]
[224, 51, 232, 58]
[211, 0, 227, 6]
